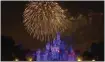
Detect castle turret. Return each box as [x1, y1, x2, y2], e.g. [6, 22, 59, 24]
[36, 32, 77, 61]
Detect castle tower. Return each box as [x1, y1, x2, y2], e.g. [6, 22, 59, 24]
[50, 32, 61, 60]
[53, 32, 61, 46]
[68, 45, 76, 61]
[36, 32, 77, 61]
[36, 49, 41, 61]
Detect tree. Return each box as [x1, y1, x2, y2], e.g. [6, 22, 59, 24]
[83, 41, 104, 61]
[1, 36, 15, 61]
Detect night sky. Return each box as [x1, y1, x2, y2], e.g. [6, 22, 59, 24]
[1, 1, 104, 53]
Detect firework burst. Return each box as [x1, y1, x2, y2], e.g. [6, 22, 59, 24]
[23, 1, 71, 41]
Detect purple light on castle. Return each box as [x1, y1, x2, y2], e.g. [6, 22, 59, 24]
[36, 32, 77, 61]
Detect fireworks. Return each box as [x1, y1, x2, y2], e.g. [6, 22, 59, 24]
[23, 1, 71, 41]
[69, 14, 88, 32]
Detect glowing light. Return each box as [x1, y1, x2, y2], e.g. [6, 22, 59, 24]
[77, 58, 81, 61]
[14, 58, 19, 61]
[92, 59, 95, 61]
[58, 50, 60, 53]
[23, 1, 71, 41]
[27, 57, 33, 61]
[77, 57, 82, 61]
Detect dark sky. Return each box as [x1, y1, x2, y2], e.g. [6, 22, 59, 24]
[1, 1, 104, 53]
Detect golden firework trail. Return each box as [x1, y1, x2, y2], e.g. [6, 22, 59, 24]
[23, 1, 71, 42]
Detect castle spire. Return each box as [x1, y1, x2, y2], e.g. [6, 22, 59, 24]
[56, 32, 60, 40]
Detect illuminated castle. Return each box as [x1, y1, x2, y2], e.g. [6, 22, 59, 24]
[36, 32, 77, 61]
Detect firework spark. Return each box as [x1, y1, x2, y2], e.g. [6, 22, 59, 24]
[23, 1, 71, 41]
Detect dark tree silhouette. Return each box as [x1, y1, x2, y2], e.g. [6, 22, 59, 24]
[82, 41, 104, 61]
[90, 41, 104, 61]
[13, 44, 26, 61]
[1, 36, 28, 61]
[1, 36, 15, 61]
